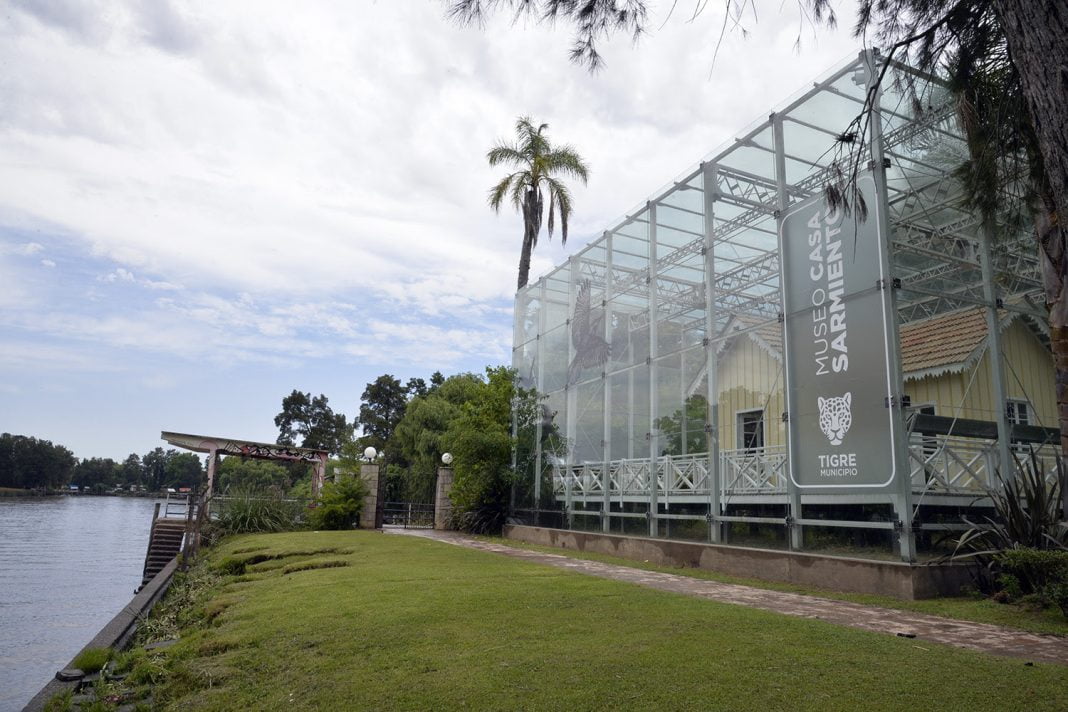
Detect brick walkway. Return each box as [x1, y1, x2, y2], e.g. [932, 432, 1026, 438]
[389, 528, 1068, 666]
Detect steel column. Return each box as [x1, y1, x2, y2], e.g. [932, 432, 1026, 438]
[772, 112, 804, 551]
[533, 278, 546, 517]
[565, 256, 577, 527]
[648, 201, 660, 537]
[702, 162, 723, 543]
[603, 231, 614, 532]
[866, 49, 916, 561]
[980, 225, 1014, 482]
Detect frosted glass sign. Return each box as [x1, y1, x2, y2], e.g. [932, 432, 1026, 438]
[780, 173, 897, 489]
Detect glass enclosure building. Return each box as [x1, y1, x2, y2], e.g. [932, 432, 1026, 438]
[510, 52, 1058, 561]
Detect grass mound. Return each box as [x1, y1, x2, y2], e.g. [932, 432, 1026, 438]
[212, 547, 353, 576]
[281, 558, 349, 575]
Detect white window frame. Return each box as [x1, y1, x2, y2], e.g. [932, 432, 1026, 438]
[736, 408, 766, 451]
[1006, 399, 1032, 426]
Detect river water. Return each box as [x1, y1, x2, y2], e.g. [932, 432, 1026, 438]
[0, 496, 158, 711]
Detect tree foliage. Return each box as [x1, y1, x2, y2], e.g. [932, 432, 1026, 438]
[0, 433, 76, 489]
[308, 475, 369, 530]
[447, 0, 651, 70]
[0, 434, 209, 492]
[391, 373, 486, 500]
[274, 390, 352, 455]
[655, 395, 709, 456]
[142, 447, 169, 491]
[164, 452, 205, 490]
[443, 367, 517, 533]
[216, 457, 292, 493]
[356, 375, 409, 454]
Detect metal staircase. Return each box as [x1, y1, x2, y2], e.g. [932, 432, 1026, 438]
[139, 496, 190, 589]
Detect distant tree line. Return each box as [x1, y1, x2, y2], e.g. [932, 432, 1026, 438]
[0, 433, 76, 490]
[0, 433, 205, 493]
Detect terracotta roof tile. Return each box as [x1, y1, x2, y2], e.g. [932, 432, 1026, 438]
[724, 306, 1040, 378]
[899, 307, 990, 376]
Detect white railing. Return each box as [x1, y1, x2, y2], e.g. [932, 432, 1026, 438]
[550, 438, 1060, 499]
[908, 433, 997, 492]
[720, 446, 788, 494]
[553, 450, 776, 498]
[909, 433, 1062, 493]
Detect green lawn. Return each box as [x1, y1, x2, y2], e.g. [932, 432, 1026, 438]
[107, 531, 1066, 711]
[484, 536, 1068, 635]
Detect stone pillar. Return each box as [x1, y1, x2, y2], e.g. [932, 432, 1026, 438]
[435, 467, 454, 530]
[205, 449, 219, 498]
[359, 463, 380, 529]
[312, 453, 327, 499]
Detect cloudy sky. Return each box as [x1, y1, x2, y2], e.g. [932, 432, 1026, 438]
[0, 1, 862, 459]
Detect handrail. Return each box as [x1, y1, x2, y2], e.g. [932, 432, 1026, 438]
[139, 501, 163, 584]
[550, 438, 1059, 498]
[179, 489, 213, 567]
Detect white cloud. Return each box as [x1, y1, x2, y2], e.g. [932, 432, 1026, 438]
[0, 2, 859, 307]
[101, 267, 136, 283]
[0, 1, 867, 457]
[0, 340, 123, 372]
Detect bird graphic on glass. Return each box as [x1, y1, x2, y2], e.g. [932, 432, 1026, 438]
[567, 279, 611, 384]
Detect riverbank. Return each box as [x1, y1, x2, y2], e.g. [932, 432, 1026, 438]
[0, 487, 58, 497]
[49, 530, 1068, 711]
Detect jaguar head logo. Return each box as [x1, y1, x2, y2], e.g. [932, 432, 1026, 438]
[817, 393, 852, 446]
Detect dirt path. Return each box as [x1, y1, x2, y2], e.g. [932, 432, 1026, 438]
[388, 528, 1068, 666]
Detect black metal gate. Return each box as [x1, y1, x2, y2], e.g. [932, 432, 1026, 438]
[382, 501, 434, 529]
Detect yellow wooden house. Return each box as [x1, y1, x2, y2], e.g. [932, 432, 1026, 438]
[709, 307, 1056, 453]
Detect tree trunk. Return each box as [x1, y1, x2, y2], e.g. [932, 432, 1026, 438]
[1036, 202, 1068, 458]
[517, 205, 535, 290]
[995, 0, 1068, 455]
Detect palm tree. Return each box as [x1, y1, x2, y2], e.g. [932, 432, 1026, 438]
[487, 117, 589, 290]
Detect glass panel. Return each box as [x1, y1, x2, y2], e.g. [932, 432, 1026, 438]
[574, 379, 605, 464]
[541, 325, 569, 393]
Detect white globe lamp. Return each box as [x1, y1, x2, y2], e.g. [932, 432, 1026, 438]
[363, 447, 377, 462]
[441, 452, 453, 465]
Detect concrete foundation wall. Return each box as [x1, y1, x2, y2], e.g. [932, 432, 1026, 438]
[503, 525, 973, 600]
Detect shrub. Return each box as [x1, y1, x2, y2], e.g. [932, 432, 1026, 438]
[308, 476, 367, 530]
[994, 548, 1068, 595]
[72, 647, 111, 674]
[213, 488, 304, 535]
[951, 450, 1067, 585]
[948, 451, 1068, 617]
[1047, 582, 1068, 617]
